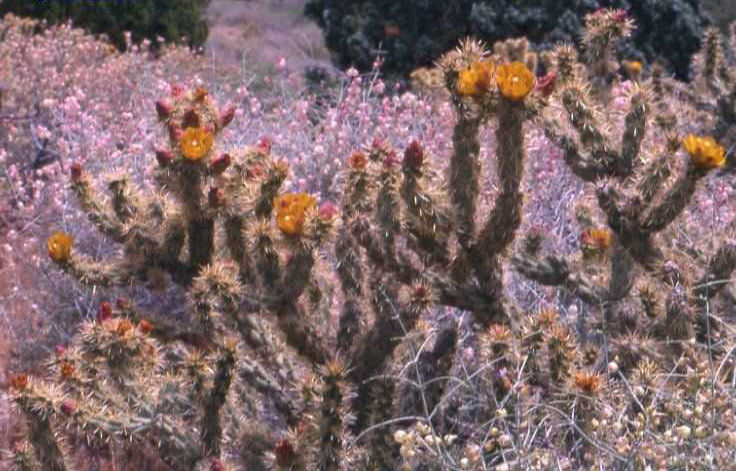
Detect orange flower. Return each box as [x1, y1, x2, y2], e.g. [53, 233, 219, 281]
[457, 60, 495, 96]
[274, 193, 317, 236]
[60, 361, 75, 379]
[180, 127, 214, 161]
[624, 60, 643, 76]
[48, 232, 73, 263]
[10, 373, 29, 391]
[496, 62, 535, 101]
[574, 371, 603, 395]
[683, 134, 726, 170]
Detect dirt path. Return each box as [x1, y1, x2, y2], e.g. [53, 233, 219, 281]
[205, 0, 330, 73]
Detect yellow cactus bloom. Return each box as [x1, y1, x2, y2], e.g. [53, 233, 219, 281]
[496, 62, 535, 101]
[274, 193, 317, 236]
[180, 127, 214, 161]
[47, 232, 73, 263]
[456, 60, 495, 96]
[683, 134, 726, 170]
[624, 60, 643, 76]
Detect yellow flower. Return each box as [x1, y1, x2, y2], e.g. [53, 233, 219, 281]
[456, 60, 495, 96]
[496, 62, 535, 101]
[274, 193, 317, 236]
[48, 232, 73, 263]
[180, 127, 214, 161]
[624, 60, 643, 76]
[683, 134, 726, 170]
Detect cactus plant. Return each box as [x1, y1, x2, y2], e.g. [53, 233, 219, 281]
[8, 10, 736, 471]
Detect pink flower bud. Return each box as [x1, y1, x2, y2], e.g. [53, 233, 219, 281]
[318, 201, 338, 221]
[384, 150, 399, 168]
[155, 148, 174, 166]
[220, 106, 236, 128]
[61, 400, 77, 415]
[535, 72, 557, 96]
[208, 187, 225, 207]
[171, 84, 185, 97]
[70, 163, 83, 182]
[155, 99, 173, 121]
[55, 345, 67, 357]
[210, 153, 232, 174]
[97, 302, 113, 323]
[256, 136, 272, 154]
[403, 140, 424, 168]
[168, 123, 183, 141]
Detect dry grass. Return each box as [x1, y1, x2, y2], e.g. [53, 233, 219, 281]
[205, 0, 331, 73]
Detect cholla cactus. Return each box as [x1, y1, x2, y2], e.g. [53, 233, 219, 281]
[8, 10, 736, 471]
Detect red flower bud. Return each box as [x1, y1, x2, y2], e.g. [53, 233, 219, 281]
[155, 99, 173, 121]
[61, 400, 77, 415]
[181, 109, 200, 129]
[403, 140, 424, 168]
[194, 87, 209, 102]
[246, 164, 264, 179]
[612, 10, 628, 23]
[211, 153, 231, 174]
[138, 319, 154, 334]
[318, 201, 338, 221]
[274, 439, 296, 467]
[97, 302, 113, 323]
[168, 123, 183, 141]
[536, 72, 557, 97]
[155, 148, 174, 166]
[256, 136, 272, 154]
[384, 150, 399, 168]
[209, 459, 226, 471]
[348, 151, 368, 170]
[220, 106, 236, 128]
[209, 187, 225, 207]
[70, 163, 83, 182]
[171, 84, 185, 98]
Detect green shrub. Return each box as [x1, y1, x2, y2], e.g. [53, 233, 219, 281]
[305, 0, 709, 80]
[0, 0, 210, 50]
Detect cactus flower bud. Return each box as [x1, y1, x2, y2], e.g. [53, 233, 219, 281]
[210, 153, 232, 174]
[171, 84, 185, 97]
[384, 150, 400, 168]
[209, 459, 226, 471]
[403, 140, 424, 168]
[155, 148, 174, 166]
[535, 72, 557, 96]
[181, 109, 201, 129]
[318, 201, 338, 221]
[116, 297, 131, 310]
[97, 302, 113, 323]
[55, 345, 67, 357]
[10, 373, 29, 391]
[61, 400, 77, 415]
[274, 439, 296, 467]
[70, 162, 83, 182]
[138, 319, 154, 334]
[155, 99, 173, 121]
[168, 123, 183, 141]
[209, 186, 225, 207]
[348, 151, 368, 170]
[220, 106, 236, 128]
[256, 136, 272, 154]
[194, 87, 209, 102]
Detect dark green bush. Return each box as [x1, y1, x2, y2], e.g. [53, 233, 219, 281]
[305, 0, 709, 80]
[0, 0, 210, 51]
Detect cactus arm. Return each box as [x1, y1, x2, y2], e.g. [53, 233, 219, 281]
[201, 343, 236, 457]
[449, 114, 482, 250]
[694, 242, 736, 302]
[640, 166, 703, 233]
[71, 174, 126, 242]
